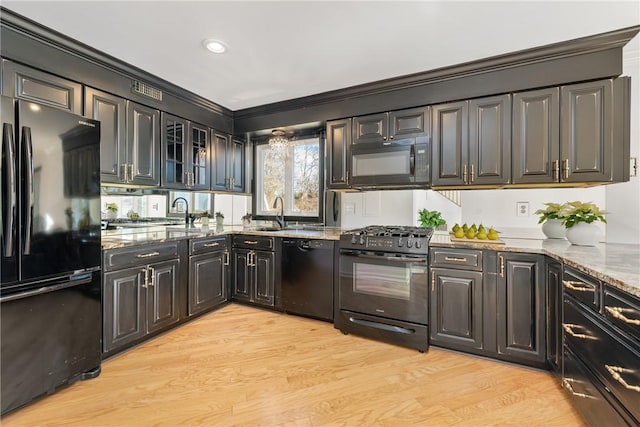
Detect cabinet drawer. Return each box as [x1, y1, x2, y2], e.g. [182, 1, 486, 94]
[430, 248, 482, 271]
[104, 242, 180, 271]
[190, 236, 227, 255]
[564, 297, 640, 423]
[604, 285, 640, 343]
[233, 235, 274, 251]
[562, 346, 629, 427]
[563, 266, 600, 311]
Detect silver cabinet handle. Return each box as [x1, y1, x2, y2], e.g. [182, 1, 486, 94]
[223, 250, 229, 266]
[148, 266, 155, 287]
[463, 164, 468, 184]
[244, 240, 258, 245]
[605, 365, 640, 393]
[470, 164, 475, 183]
[136, 251, 160, 258]
[129, 163, 135, 182]
[605, 306, 640, 325]
[563, 323, 597, 340]
[142, 268, 148, 288]
[552, 159, 560, 181]
[499, 255, 504, 278]
[444, 256, 467, 262]
[562, 378, 593, 399]
[562, 159, 570, 180]
[203, 242, 220, 247]
[122, 163, 129, 182]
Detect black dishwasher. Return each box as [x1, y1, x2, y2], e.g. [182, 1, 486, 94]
[282, 239, 334, 322]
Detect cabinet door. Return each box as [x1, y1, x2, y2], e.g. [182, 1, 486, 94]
[512, 87, 560, 184]
[326, 119, 351, 188]
[85, 87, 126, 184]
[127, 101, 160, 186]
[497, 253, 545, 364]
[232, 249, 251, 301]
[211, 132, 229, 191]
[560, 79, 613, 182]
[430, 268, 483, 350]
[546, 260, 562, 373]
[229, 138, 245, 192]
[189, 251, 227, 316]
[103, 267, 146, 353]
[469, 94, 511, 185]
[146, 259, 180, 333]
[189, 123, 211, 191]
[253, 250, 275, 307]
[432, 101, 468, 186]
[353, 112, 388, 144]
[161, 112, 188, 189]
[1, 60, 82, 114]
[389, 107, 429, 140]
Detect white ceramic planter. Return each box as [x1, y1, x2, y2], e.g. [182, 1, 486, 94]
[541, 218, 565, 239]
[565, 222, 603, 246]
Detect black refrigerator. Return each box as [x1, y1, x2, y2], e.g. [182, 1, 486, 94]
[1, 96, 102, 415]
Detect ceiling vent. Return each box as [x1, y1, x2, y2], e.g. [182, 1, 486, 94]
[132, 80, 163, 101]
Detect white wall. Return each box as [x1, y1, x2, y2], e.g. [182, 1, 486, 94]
[214, 194, 251, 225]
[341, 190, 415, 228]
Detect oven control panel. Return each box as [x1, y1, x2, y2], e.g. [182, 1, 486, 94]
[366, 238, 395, 250]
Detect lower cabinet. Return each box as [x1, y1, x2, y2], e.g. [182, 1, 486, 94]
[232, 235, 279, 308]
[102, 242, 181, 355]
[188, 236, 230, 316]
[496, 252, 546, 365]
[546, 259, 563, 373]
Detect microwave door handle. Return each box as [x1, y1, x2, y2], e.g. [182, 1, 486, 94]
[409, 144, 416, 177]
[3, 123, 17, 256]
[22, 127, 34, 255]
[342, 252, 427, 264]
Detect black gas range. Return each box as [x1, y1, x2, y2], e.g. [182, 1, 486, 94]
[336, 225, 434, 352]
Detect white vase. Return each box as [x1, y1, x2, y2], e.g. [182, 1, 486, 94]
[565, 222, 602, 246]
[106, 210, 117, 220]
[541, 219, 565, 239]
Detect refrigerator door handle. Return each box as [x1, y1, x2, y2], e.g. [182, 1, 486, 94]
[3, 122, 16, 256]
[22, 126, 34, 255]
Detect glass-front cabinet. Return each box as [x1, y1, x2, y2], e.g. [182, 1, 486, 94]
[162, 114, 211, 191]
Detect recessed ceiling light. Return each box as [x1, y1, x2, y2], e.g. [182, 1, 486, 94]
[203, 39, 227, 54]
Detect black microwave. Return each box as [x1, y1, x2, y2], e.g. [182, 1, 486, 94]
[350, 136, 430, 188]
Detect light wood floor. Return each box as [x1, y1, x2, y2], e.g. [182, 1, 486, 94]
[2, 304, 584, 426]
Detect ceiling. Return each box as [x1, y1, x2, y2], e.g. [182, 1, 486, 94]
[2, 1, 639, 111]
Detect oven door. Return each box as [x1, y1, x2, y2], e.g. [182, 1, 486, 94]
[339, 250, 429, 325]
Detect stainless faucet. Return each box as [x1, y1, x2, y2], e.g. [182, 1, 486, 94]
[171, 197, 190, 225]
[273, 196, 285, 229]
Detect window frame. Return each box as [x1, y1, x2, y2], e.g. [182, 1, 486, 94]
[252, 130, 324, 224]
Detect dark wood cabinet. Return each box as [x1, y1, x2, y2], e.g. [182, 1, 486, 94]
[326, 118, 351, 188]
[430, 268, 484, 350]
[546, 259, 562, 373]
[232, 236, 277, 308]
[2, 60, 82, 114]
[188, 236, 229, 316]
[432, 95, 510, 187]
[512, 87, 560, 184]
[84, 87, 127, 184]
[211, 132, 244, 192]
[127, 101, 160, 186]
[353, 107, 428, 145]
[102, 243, 181, 355]
[431, 101, 468, 186]
[352, 112, 387, 144]
[496, 252, 545, 364]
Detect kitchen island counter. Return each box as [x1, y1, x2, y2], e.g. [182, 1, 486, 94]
[430, 232, 640, 297]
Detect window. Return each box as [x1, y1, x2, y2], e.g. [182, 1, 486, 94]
[254, 136, 322, 221]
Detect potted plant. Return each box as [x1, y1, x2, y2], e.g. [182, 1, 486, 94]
[105, 202, 118, 220]
[560, 201, 607, 246]
[534, 202, 566, 239]
[215, 211, 224, 226]
[417, 209, 446, 230]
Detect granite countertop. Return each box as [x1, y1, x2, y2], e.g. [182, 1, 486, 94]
[430, 232, 640, 298]
[101, 225, 343, 250]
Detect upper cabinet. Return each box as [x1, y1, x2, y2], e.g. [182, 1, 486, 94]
[432, 95, 511, 187]
[512, 78, 630, 185]
[326, 118, 351, 189]
[87, 88, 160, 186]
[353, 107, 429, 145]
[211, 132, 245, 192]
[162, 115, 212, 191]
[2, 60, 82, 114]
[85, 87, 127, 184]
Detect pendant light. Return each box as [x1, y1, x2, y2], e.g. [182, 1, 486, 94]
[268, 129, 289, 152]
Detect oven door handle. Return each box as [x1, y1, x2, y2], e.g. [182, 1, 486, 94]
[341, 251, 427, 264]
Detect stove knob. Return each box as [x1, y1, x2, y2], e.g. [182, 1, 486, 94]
[415, 239, 422, 249]
[359, 236, 365, 245]
[397, 238, 403, 247]
[406, 239, 413, 248]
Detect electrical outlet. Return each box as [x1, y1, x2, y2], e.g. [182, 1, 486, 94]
[516, 202, 529, 217]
